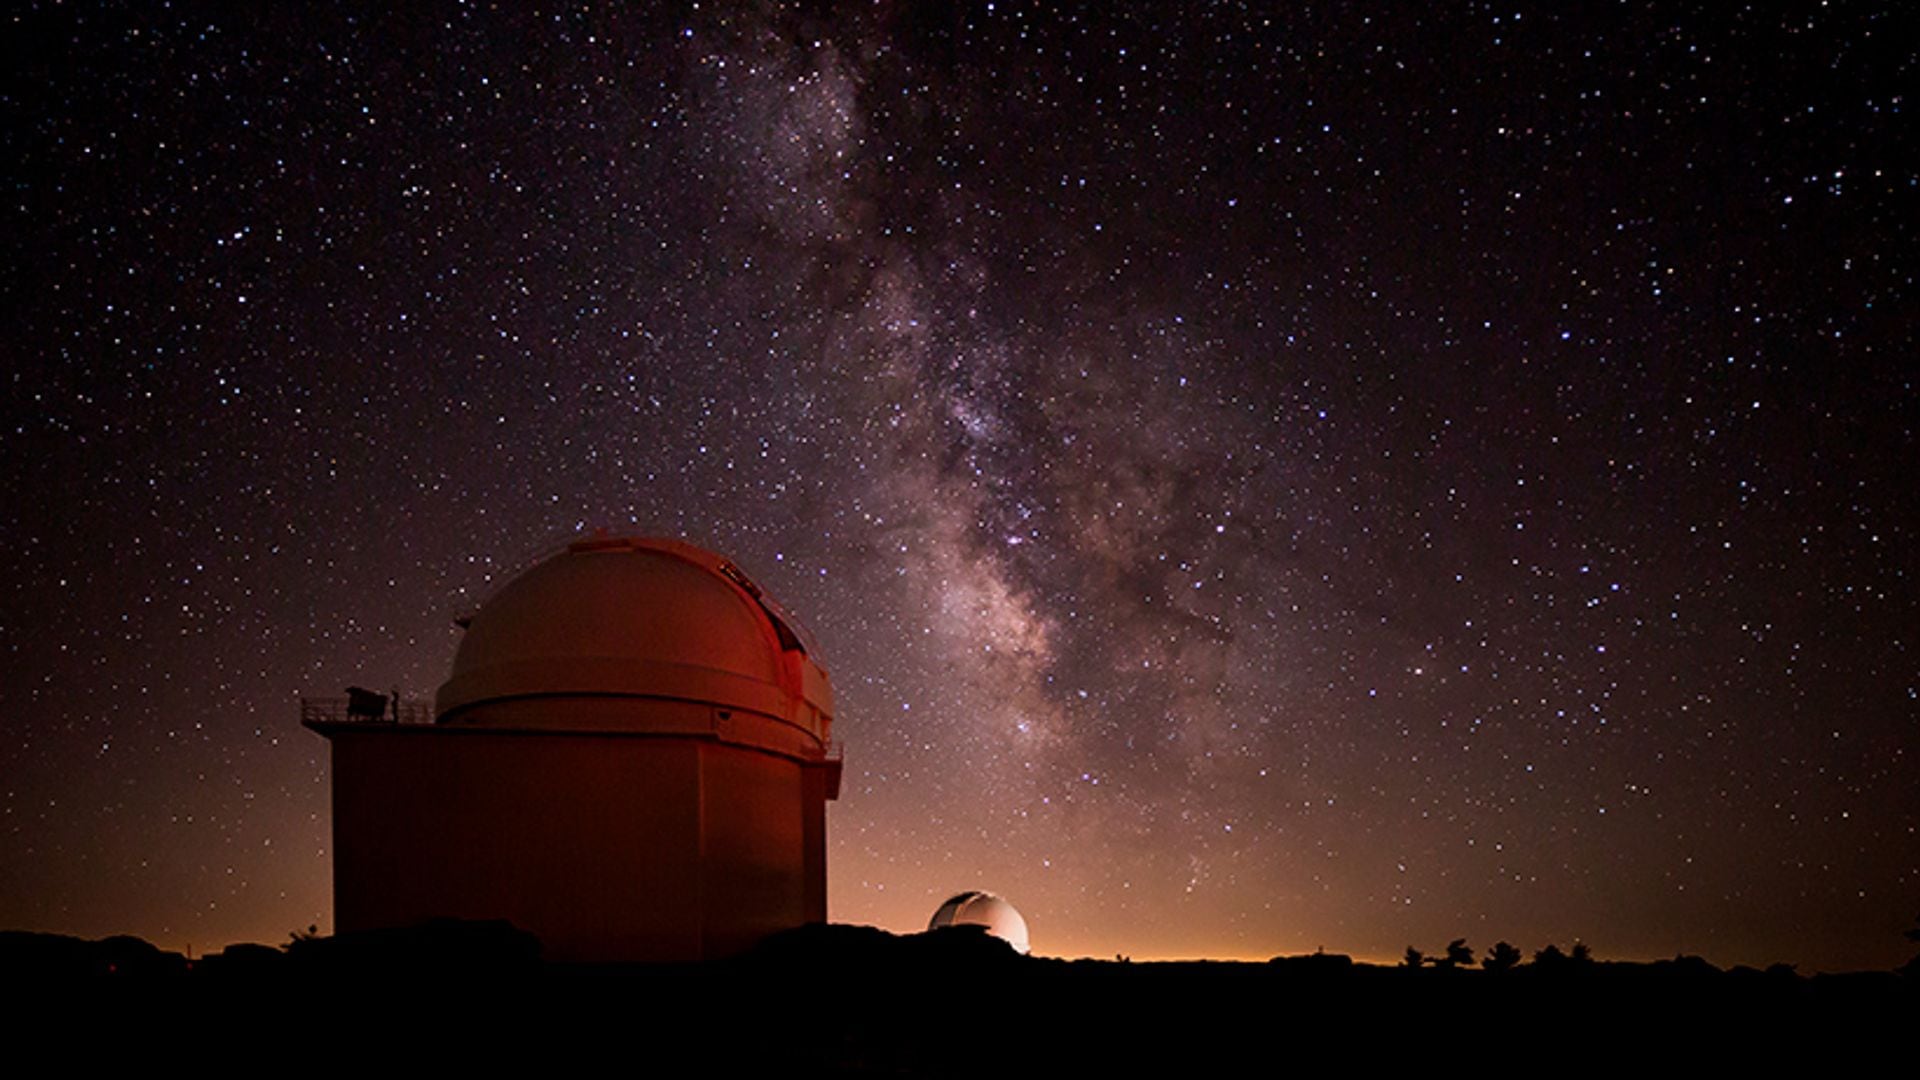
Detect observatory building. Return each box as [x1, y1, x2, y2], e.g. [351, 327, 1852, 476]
[303, 536, 842, 963]
[929, 890, 1030, 954]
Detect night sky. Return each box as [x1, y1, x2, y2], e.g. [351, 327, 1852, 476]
[4, 2, 1915, 971]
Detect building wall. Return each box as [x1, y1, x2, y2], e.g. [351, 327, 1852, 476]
[329, 728, 819, 963]
[697, 741, 808, 957]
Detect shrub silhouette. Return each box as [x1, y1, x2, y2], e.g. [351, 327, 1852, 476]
[1903, 912, 1920, 979]
[1483, 941, 1522, 972]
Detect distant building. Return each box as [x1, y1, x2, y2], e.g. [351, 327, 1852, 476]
[304, 536, 841, 963]
[929, 890, 1030, 954]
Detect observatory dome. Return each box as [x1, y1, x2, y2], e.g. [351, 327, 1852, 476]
[313, 534, 842, 962]
[434, 536, 833, 746]
[929, 890, 1030, 954]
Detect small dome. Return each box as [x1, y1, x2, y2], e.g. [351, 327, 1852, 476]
[434, 536, 832, 740]
[928, 890, 1030, 954]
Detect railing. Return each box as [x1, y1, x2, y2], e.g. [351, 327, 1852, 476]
[301, 700, 847, 754]
[300, 696, 435, 726]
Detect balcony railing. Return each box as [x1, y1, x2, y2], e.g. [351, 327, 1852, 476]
[300, 696, 435, 726]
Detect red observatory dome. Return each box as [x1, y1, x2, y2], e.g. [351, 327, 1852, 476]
[307, 535, 842, 963]
[435, 536, 833, 755]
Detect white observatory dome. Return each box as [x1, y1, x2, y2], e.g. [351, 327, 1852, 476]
[433, 536, 833, 748]
[928, 890, 1030, 954]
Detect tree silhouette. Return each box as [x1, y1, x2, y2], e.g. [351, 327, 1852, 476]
[1482, 941, 1522, 972]
[1428, 937, 1473, 971]
[1532, 943, 1569, 971]
[1901, 912, 1920, 978]
[1570, 941, 1593, 966]
[1402, 946, 1426, 969]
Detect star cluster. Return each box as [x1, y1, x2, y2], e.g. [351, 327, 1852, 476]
[3, 2, 1914, 969]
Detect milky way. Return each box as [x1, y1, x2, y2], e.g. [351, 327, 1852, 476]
[4, 3, 1914, 969]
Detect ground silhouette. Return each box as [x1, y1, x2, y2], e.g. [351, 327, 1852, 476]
[3, 920, 1909, 1068]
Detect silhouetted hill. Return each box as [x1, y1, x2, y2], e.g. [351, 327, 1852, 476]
[7, 920, 1916, 996]
[1, 919, 537, 979]
[0, 930, 188, 978]
[281, 917, 541, 975]
[739, 920, 1027, 973]
[4, 920, 1910, 1069]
